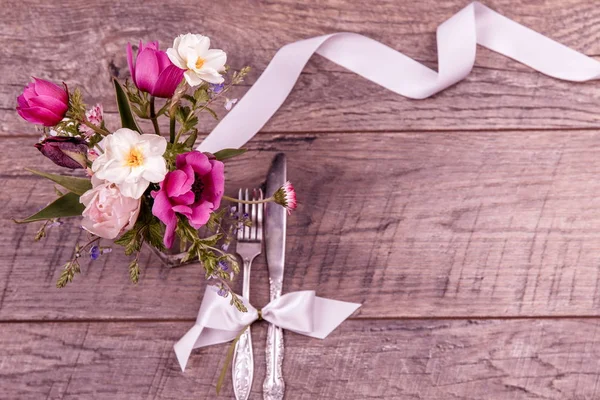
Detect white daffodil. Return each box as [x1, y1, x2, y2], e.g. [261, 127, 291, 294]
[92, 128, 167, 199]
[167, 33, 227, 87]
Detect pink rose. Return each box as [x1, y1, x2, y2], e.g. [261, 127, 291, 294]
[151, 151, 224, 248]
[17, 78, 69, 127]
[80, 177, 141, 239]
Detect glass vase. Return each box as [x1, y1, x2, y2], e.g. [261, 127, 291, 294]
[145, 237, 197, 268]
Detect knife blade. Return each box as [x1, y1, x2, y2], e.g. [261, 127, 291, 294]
[263, 153, 287, 400]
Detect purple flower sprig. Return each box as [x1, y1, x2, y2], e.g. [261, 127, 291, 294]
[89, 245, 112, 261]
[56, 236, 101, 288]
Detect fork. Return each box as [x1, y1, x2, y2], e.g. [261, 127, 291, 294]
[232, 188, 263, 400]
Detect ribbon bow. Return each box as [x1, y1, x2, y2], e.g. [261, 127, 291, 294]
[174, 287, 361, 371]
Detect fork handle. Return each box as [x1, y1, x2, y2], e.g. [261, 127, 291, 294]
[233, 257, 254, 400]
[233, 327, 254, 400]
[263, 282, 285, 400]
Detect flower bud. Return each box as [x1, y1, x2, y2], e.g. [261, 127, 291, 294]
[35, 136, 89, 169]
[17, 78, 69, 127]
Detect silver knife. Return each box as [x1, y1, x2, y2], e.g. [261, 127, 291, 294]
[263, 153, 287, 400]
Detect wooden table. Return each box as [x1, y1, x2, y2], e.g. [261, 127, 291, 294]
[2, 1, 600, 399]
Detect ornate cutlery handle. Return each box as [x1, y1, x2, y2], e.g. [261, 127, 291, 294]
[263, 282, 285, 400]
[233, 327, 254, 400]
[233, 255, 255, 400]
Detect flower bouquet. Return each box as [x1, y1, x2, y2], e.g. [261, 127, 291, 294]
[15, 34, 295, 311]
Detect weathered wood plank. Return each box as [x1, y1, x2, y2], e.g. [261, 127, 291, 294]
[2, 0, 600, 135]
[2, 130, 600, 320]
[3, 318, 600, 399]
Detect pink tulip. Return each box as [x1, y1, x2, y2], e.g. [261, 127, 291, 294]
[127, 41, 184, 98]
[17, 78, 69, 127]
[151, 151, 225, 248]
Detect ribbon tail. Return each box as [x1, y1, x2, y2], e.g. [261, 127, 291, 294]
[174, 324, 204, 372]
[305, 297, 361, 339]
[198, 2, 600, 154]
[174, 324, 245, 372]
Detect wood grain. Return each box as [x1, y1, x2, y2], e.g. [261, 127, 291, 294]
[3, 318, 600, 400]
[2, 0, 600, 136]
[3, 1, 600, 397]
[3, 130, 600, 320]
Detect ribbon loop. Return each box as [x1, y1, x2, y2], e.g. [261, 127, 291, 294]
[261, 290, 316, 334]
[174, 287, 360, 371]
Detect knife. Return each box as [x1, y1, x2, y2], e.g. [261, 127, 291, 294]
[263, 153, 287, 400]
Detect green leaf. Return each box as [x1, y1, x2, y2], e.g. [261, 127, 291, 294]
[145, 219, 166, 252]
[204, 106, 219, 120]
[198, 233, 222, 247]
[164, 141, 191, 170]
[26, 168, 92, 195]
[129, 259, 140, 284]
[183, 129, 198, 148]
[15, 192, 84, 224]
[175, 105, 191, 123]
[114, 78, 141, 132]
[212, 148, 247, 161]
[193, 86, 210, 103]
[182, 94, 196, 105]
[114, 228, 142, 256]
[115, 198, 165, 255]
[56, 260, 81, 288]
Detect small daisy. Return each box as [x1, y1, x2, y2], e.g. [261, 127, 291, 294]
[272, 181, 297, 214]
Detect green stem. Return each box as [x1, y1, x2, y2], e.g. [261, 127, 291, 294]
[222, 195, 274, 205]
[204, 244, 227, 256]
[149, 96, 160, 135]
[216, 323, 252, 394]
[74, 236, 101, 259]
[173, 123, 185, 144]
[82, 120, 109, 136]
[169, 114, 176, 143]
[175, 81, 234, 141]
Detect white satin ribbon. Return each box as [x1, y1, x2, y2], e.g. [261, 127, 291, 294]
[174, 287, 361, 371]
[198, 1, 600, 153]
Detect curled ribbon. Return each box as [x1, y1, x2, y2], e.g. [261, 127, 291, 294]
[174, 287, 361, 371]
[198, 1, 600, 154]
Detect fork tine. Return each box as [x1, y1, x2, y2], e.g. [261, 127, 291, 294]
[251, 189, 258, 240]
[256, 189, 263, 241]
[237, 188, 243, 241]
[244, 188, 251, 240]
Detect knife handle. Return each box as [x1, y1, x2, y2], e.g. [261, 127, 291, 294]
[263, 283, 285, 400]
[264, 323, 285, 400]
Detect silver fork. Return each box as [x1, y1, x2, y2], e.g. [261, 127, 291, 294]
[232, 188, 263, 400]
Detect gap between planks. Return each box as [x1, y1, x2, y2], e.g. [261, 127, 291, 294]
[3, 315, 600, 324]
[5, 125, 600, 140]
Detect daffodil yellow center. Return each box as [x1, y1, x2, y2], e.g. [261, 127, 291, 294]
[195, 57, 205, 69]
[125, 147, 144, 167]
